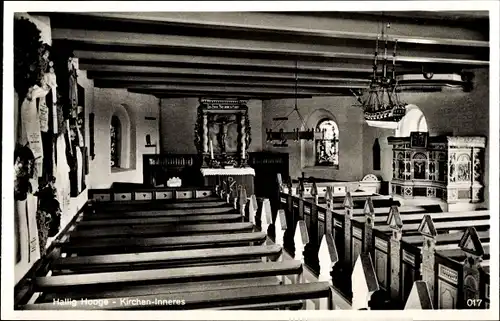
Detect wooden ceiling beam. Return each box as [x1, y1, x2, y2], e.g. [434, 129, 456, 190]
[73, 50, 380, 73]
[122, 84, 356, 96]
[52, 29, 489, 66]
[47, 12, 489, 45]
[82, 64, 375, 82]
[126, 89, 316, 100]
[93, 77, 370, 89]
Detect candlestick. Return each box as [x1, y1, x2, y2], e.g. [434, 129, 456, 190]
[209, 138, 214, 159]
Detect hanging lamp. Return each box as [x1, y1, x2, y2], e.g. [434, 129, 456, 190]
[351, 22, 407, 129]
[265, 61, 316, 147]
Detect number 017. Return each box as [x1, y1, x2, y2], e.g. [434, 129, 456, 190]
[467, 299, 483, 307]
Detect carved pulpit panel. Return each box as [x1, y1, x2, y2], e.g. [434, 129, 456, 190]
[388, 134, 486, 208]
[195, 98, 251, 168]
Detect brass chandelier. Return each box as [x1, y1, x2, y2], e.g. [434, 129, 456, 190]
[351, 22, 407, 126]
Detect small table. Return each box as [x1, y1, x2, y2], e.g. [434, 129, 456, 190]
[201, 167, 255, 195]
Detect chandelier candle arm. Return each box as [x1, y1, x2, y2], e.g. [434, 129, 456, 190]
[265, 60, 317, 146]
[383, 28, 389, 79]
[392, 39, 398, 80]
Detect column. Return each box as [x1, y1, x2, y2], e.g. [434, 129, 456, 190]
[240, 113, 246, 164]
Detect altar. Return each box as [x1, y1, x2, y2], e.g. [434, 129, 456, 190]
[194, 98, 255, 194]
[200, 168, 255, 195]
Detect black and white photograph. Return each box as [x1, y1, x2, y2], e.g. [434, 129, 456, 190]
[3, 1, 499, 320]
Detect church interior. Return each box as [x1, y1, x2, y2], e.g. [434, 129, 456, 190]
[9, 8, 496, 314]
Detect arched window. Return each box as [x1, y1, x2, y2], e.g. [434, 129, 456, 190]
[395, 105, 428, 137]
[315, 119, 339, 167]
[110, 115, 121, 168]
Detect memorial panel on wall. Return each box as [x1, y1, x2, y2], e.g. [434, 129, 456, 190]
[67, 77, 87, 197]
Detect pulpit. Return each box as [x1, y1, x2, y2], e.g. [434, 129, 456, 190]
[388, 133, 486, 210]
[194, 98, 255, 193]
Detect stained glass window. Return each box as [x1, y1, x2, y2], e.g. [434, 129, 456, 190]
[315, 119, 339, 167]
[110, 115, 121, 168]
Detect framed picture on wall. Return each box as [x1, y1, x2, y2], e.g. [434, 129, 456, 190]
[410, 131, 429, 148]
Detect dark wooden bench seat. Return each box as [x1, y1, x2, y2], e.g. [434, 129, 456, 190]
[403, 230, 490, 245]
[59, 232, 268, 255]
[214, 300, 304, 310]
[437, 244, 490, 261]
[327, 195, 398, 208]
[77, 214, 243, 228]
[37, 276, 283, 302]
[328, 192, 379, 199]
[352, 210, 490, 225]
[315, 193, 382, 205]
[52, 245, 282, 271]
[69, 222, 254, 239]
[53, 258, 267, 275]
[92, 200, 229, 213]
[375, 218, 490, 234]
[34, 260, 303, 292]
[85, 207, 236, 220]
[331, 206, 428, 217]
[24, 282, 331, 310]
[330, 200, 399, 209]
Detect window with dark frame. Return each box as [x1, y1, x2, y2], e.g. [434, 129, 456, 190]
[315, 119, 339, 168]
[110, 115, 121, 168]
[373, 138, 381, 170]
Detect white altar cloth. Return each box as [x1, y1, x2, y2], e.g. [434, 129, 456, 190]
[201, 167, 255, 176]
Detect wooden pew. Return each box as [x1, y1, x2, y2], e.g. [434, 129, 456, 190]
[20, 185, 338, 311]
[277, 176, 492, 310]
[76, 213, 244, 228]
[68, 222, 254, 239]
[37, 276, 284, 302]
[52, 245, 283, 273]
[406, 222, 490, 310]
[22, 282, 332, 310]
[252, 199, 336, 310]
[327, 195, 397, 209]
[58, 232, 268, 255]
[34, 260, 304, 293]
[36, 206, 335, 311]
[354, 205, 489, 307]
[276, 188, 387, 297]
[288, 174, 382, 200]
[84, 206, 237, 220]
[63, 187, 257, 255]
[273, 212, 335, 310]
[304, 191, 423, 285]
[351, 209, 489, 240]
[375, 214, 490, 234]
[91, 198, 226, 213]
[311, 189, 488, 309]
[403, 230, 490, 247]
[213, 300, 304, 310]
